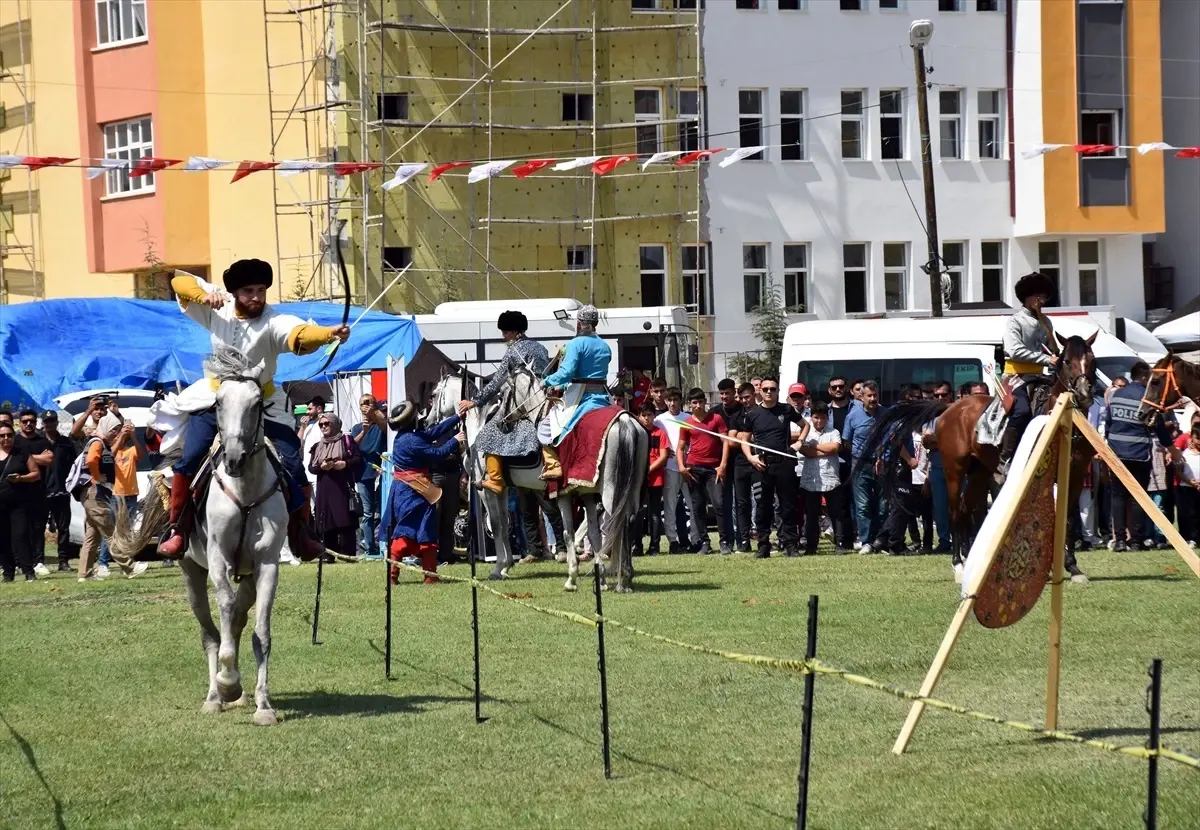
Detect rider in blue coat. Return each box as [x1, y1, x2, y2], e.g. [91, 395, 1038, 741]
[539, 304, 612, 479]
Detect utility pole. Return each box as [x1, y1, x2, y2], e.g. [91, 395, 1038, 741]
[910, 20, 943, 317]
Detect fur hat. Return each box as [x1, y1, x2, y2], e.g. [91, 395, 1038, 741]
[576, 305, 599, 325]
[497, 310, 528, 334]
[223, 258, 274, 293]
[1014, 272, 1057, 304]
[388, 401, 417, 432]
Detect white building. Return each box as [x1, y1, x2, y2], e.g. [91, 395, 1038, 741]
[701, 0, 1165, 374]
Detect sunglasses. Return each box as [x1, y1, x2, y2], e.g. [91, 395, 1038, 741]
[829, 384, 846, 390]
[0, 432, 13, 439]
[761, 386, 779, 393]
[20, 418, 36, 424]
[318, 421, 333, 428]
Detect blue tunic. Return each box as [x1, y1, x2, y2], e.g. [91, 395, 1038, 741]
[378, 416, 460, 545]
[543, 333, 612, 445]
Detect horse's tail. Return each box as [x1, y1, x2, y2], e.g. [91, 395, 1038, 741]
[597, 413, 647, 564]
[108, 473, 172, 560]
[852, 400, 949, 496]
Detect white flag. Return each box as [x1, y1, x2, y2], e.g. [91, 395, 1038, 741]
[552, 155, 602, 171]
[277, 160, 330, 176]
[183, 156, 232, 171]
[382, 162, 428, 191]
[641, 151, 684, 170]
[86, 158, 128, 180]
[718, 147, 766, 168]
[467, 160, 516, 183]
[1137, 142, 1175, 155]
[0, 155, 24, 168]
[1019, 143, 1067, 160]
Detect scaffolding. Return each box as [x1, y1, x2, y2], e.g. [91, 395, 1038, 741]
[357, 0, 705, 318]
[0, 0, 41, 303]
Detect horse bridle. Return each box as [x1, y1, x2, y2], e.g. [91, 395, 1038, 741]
[1055, 348, 1094, 407]
[501, 364, 549, 424]
[1140, 361, 1180, 413]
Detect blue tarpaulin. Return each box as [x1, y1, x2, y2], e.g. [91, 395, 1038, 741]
[0, 297, 421, 409]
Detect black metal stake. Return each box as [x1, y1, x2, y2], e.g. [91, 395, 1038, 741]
[311, 550, 325, 646]
[1145, 658, 1162, 830]
[384, 545, 393, 680]
[593, 560, 613, 779]
[469, 488, 486, 723]
[796, 595, 819, 830]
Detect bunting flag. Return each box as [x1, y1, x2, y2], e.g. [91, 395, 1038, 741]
[1021, 142, 1200, 159]
[467, 159, 516, 183]
[130, 157, 182, 178]
[1137, 142, 1176, 155]
[23, 156, 75, 171]
[86, 158, 129, 180]
[1176, 147, 1200, 159]
[511, 158, 555, 178]
[0, 155, 25, 168]
[428, 161, 472, 182]
[277, 160, 330, 176]
[1019, 143, 1069, 159]
[382, 162, 427, 190]
[1075, 144, 1117, 155]
[333, 162, 383, 176]
[641, 151, 684, 170]
[592, 155, 634, 176]
[183, 156, 232, 171]
[677, 148, 725, 165]
[553, 155, 601, 171]
[230, 160, 279, 183]
[718, 146, 766, 168]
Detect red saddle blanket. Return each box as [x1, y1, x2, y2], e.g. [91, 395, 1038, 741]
[551, 405, 625, 496]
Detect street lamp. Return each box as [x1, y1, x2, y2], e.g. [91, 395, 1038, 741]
[910, 19, 944, 317]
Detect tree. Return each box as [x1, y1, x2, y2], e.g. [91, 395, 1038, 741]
[727, 276, 788, 383]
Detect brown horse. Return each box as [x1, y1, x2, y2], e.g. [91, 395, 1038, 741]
[856, 331, 1098, 582]
[1138, 352, 1200, 424]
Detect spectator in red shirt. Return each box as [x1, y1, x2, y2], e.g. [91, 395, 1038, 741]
[679, 388, 731, 554]
[630, 368, 652, 410]
[636, 403, 669, 555]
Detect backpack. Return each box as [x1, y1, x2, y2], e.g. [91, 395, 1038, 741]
[66, 437, 111, 501]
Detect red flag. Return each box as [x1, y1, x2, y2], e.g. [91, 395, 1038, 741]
[428, 161, 471, 182]
[332, 162, 383, 176]
[1074, 144, 1117, 155]
[511, 158, 555, 178]
[592, 155, 634, 176]
[1175, 147, 1200, 158]
[675, 148, 725, 165]
[23, 156, 75, 171]
[230, 160, 279, 183]
[129, 157, 181, 178]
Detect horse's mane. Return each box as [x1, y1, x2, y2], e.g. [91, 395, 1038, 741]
[1059, 334, 1091, 364]
[1170, 352, 1200, 384]
[204, 346, 256, 382]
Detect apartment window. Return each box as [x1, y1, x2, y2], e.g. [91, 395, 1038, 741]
[682, 244, 713, 315]
[102, 116, 154, 196]
[779, 0, 805, 8]
[383, 247, 412, 270]
[96, 0, 147, 47]
[941, 241, 965, 305]
[634, 89, 662, 155]
[840, 0, 863, 9]
[562, 93, 593, 122]
[981, 241, 1005, 302]
[843, 244, 868, 314]
[780, 90, 806, 161]
[938, 89, 964, 159]
[938, 0, 963, 10]
[640, 245, 667, 307]
[1078, 241, 1101, 306]
[978, 90, 1003, 159]
[880, 89, 905, 160]
[977, 0, 1000, 10]
[631, 0, 660, 9]
[735, 0, 760, 7]
[879, 0, 901, 9]
[1038, 241, 1061, 306]
[841, 90, 865, 160]
[1080, 111, 1120, 156]
[377, 93, 409, 122]
[783, 244, 808, 311]
[738, 90, 765, 160]
[678, 89, 704, 152]
[883, 243, 908, 310]
[566, 246, 593, 271]
[743, 244, 768, 312]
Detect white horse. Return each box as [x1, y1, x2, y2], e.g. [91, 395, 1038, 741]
[428, 366, 648, 592]
[113, 347, 285, 724]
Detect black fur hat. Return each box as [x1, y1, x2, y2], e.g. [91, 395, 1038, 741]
[497, 310, 528, 333]
[388, 401, 417, 432]
[1014, 272, 1057, 304]
[223, 258, 274, 293]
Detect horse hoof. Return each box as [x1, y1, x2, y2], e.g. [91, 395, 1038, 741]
[500, 567, 511, 579]
[600, 583, 610, 592]
[488, 572, 504, 581]
[218, 683, 243, 704]
[564, 581, 578, 592]
[201, 699, 222, 714]
[1070, 573, 1090, 585]
[616, 585, 633, 594]
[252, 708, 279, 727]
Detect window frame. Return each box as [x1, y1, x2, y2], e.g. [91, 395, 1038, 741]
[102, 116, 155, 198]
[383, 246, 413, 271]
[778, 0, 806, 10]
[639, 243, 668, 308]
[634, 88, 663, 155]
[938, 88, 964, 160]
[738, 89, 766, 161]
[841, 89, 866, 161]
[783, 243, 809, 312]
[561, 92, 594, 123]
[883, 242, 909, 311]
[742, 243, 769, 313]
[980, 240, 1005, 303]
[780, 89, 806, 161]
[377, 92, 410, 122]
[977, 89, 1004, 160]
[941, 240, 966, 305]
[839, 0, 864, 10]
[843, 243, 869, 314]
[678, 88, 705, 153]
[566, 245, 594, 272]
[976, 0, 1001, 10]
[95, 0, 148, 49]
[938, 0, 964, 11]
[735, 0, 762, 8]
[1079, 109, 1124, 157]
[879, 0, 903, 10]
[682, 243, 713, 316]
[1037, 240, 1062, 307]
[1077, 240, 1102, 306]
[879, 88, 906, 161]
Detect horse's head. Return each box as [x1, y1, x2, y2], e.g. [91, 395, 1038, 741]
[205, 347, 266, 478]
[1138, 354, 1182, 425]
[421, 370, 466, 428]
[1054, 330, 1097, 411]
[504, 363, 545, 423]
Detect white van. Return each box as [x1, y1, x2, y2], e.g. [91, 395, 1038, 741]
[779, 310, 1149, 406]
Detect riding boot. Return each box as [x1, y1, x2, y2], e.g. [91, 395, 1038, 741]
[156, 473, 194, 559]
[993, 425, 1022, 486]
[288, 501, 326, 562]
[540, 445, 562, 481]
[421, 543, 440, 584]
[482, 454, 505, 495]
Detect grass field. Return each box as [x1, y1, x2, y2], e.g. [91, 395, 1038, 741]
[2, 544, 1198, 829]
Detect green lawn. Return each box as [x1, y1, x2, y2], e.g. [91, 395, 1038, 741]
[2, 545, 1198, 829]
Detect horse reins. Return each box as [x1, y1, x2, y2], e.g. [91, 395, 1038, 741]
[1141, 361, 1180, 413]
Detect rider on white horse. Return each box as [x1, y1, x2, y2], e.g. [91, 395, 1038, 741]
[156, 260, 349, 559]
[456, 310, 550, 494]
[538, 305, 612, 481]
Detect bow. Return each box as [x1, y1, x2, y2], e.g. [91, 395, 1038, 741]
[312, 218, 351, 380]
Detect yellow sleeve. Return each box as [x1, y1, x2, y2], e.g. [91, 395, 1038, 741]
[287, 323, 338, 356]
[171, 274, 208, 307]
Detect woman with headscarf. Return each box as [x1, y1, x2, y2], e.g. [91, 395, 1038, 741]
[307, 413, 363, 562]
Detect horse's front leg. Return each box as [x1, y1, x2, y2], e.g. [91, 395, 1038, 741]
[210, 562, 242, 703]
[224, 577, 255, 706]
[482, 489, 511, 580]
[181, 556, 222, 713]
[558, 495, 580, 592]
[250, 558, 280, 725]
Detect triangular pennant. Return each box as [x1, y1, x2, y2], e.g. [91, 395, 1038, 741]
[467, 160, 516, 184]
[1074, 144, 1117, 155]
[640, 151, 684, 170]
[129, 157, 181, 178]
[511, 158, 555, 178]
[428, 161, 472, 182]
[0, 155, 25, 168]
[183, 156, 232, 171]
[382, 162, 428, 190]
[552, 155, 602, 172]
[86, 158, 129, 180]
[332, 162, 383, 176]
[592, 155, 634, 176]
[676, 148, 725, 165]
[1137, 142, 1176, 155]
[717, 147, 766, 168]
[1175, 147, 1200, 159]
[23, 156, 75, 171]
[277, 160, 330, 176]
[1019, 143, 1068, 160]
[230, 160, 279, 183]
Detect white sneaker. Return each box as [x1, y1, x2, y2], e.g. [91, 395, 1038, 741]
[95, 564, 111, 579]
[128, 561, 149, 578]
[858, 543, 873, 555]
[33, 563, 50, 576]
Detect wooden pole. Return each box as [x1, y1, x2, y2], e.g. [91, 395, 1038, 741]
[893, 394, 1073, 754]
[912, 40, 943, 317]
[1045, 419, 1074, 730]
[1071, 411, 1200, 579]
